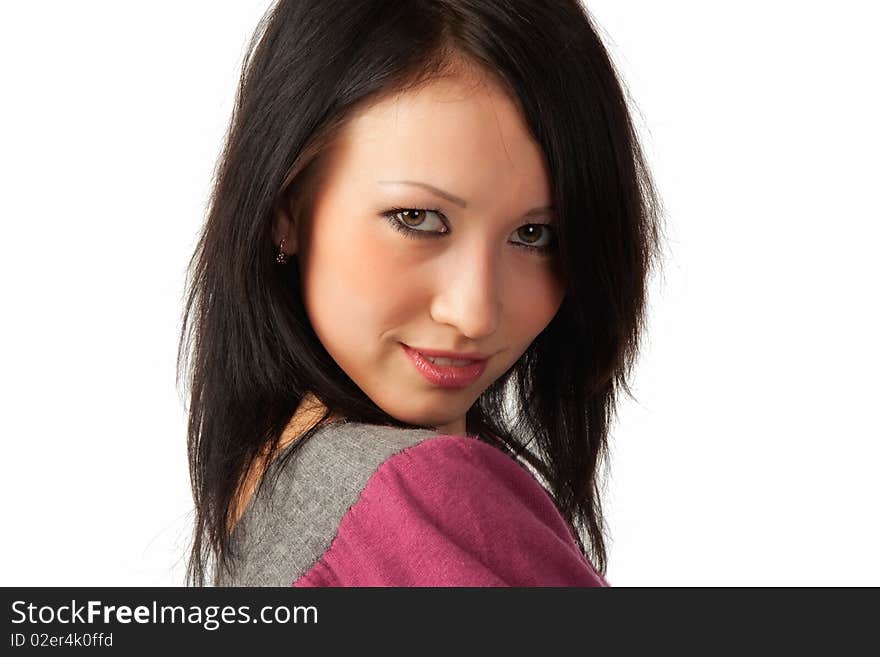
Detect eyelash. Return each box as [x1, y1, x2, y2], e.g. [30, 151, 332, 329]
[381, 206, 558, 256]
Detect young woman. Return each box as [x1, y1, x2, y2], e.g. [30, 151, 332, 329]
[179, 0, 663, 586]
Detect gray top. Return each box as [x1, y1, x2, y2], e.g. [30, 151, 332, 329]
[214, 421, 440, 586]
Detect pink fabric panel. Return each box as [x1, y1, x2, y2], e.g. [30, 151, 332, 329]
[294, 435, 608, 587]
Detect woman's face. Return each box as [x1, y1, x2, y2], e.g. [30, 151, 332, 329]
[280, 69, 564, 435]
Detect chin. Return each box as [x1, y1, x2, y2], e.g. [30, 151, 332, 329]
[374, 398, 467, 432]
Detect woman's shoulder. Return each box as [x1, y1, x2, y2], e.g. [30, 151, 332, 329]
[293, 420, 442, 477]
[217, 421, 444, 585]
[295, 433, 607, 587]
[291, 421, 532, 494]
[217, 421, 606, 587]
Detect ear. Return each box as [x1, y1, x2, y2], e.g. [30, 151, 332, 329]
[272, 195, 299, 254]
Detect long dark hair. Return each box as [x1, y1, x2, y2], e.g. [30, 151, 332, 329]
[178, 0, 663, 586]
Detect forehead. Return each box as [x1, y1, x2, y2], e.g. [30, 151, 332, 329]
[323, 71, 552, 210]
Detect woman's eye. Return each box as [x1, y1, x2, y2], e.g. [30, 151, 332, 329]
[383, 208, 448, 237]
[510, 224, 556, 250]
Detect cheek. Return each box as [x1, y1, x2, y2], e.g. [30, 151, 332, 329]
[505, 266, 564, 344]
[299, 214, 419, 354]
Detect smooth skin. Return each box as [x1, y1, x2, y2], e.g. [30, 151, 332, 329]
[275, 63, 565, 438]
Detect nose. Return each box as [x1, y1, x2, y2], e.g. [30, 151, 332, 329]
[428, 245, 501, 340]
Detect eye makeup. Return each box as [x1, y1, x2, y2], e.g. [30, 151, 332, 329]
[380, 206, 558, 256]
[382, 207, 448, 238]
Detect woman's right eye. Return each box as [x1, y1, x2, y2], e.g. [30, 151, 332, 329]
[382, 208, 449, 238]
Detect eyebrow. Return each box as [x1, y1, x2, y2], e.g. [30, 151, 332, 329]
[377, 180, 554, 218]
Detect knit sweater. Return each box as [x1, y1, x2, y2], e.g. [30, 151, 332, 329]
[215, 421, 607, 587]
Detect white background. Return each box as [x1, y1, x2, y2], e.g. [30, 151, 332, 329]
[1, 1, 877, 586]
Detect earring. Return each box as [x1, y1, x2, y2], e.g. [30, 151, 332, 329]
[276, 237, 290, 265]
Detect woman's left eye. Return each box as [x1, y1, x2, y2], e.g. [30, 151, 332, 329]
[510, 224, 556, 250]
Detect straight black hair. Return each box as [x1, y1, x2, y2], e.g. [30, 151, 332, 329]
[178, 0, 663, 586]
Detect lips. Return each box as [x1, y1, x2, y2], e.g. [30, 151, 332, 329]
[406, 346, 489, 361]
[421, 355, 476, 367]
[401, 344, 488, 389]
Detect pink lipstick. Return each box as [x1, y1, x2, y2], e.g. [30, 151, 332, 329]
[401, 343, 488, 389]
